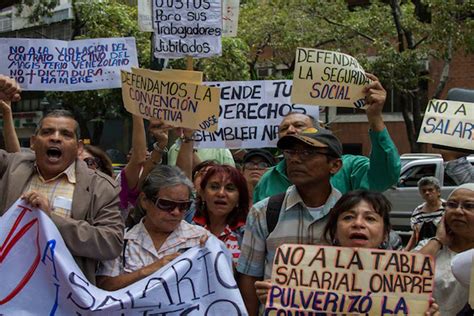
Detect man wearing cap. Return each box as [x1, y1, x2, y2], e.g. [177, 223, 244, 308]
[253, 73, 401, 203]
[241, 149, 276, 203]
[237, 127, 343, 315]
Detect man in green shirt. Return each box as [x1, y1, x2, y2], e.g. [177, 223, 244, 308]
[253, 74, 401, 203]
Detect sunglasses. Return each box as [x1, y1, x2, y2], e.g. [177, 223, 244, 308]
[244, 161, 271, 170]
[151, 198, 192, 212]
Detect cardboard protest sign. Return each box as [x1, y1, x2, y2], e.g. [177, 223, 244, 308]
[418, 99, 473, 151]
[292, 47, 370, 109]
[152, 0, 222, 58]
[1, 37, 138, 91]
[194, 80, 320, 149]
[0, 199, 246, 315]
[121, 68, 220, 131]
[161, 68, 203, 84]
[138, 0, 153, 32]
[265, 244, 434, 315]
[223, 0, 240, 37]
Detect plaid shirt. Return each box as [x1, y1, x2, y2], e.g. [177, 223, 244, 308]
[237, 185, 341, 279]
[97, 219, 209, 277]
[26, 163, 76, 218]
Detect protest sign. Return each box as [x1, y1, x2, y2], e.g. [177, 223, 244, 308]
[121, 68, 220, 131]
[292, 47, 370, 109]
[194, 80, 320, 149]
[1, 37, 138, 91]
[0, 199, 246, 315]
[265, 244, 434, 315]
[138, 0, 153, 32]
[418, 99, 473, 151]
[152, 0, 222, 58]
[223, 0, 240, 37]
[161, 68, 203, 84]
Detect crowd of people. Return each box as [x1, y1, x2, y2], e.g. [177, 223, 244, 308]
[1, 73, 473, 315]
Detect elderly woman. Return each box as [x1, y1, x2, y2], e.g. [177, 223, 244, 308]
[405, 176, 445, 251]
[96, 165, 209, 290]
[255, 190, 439, 315]
[417, 183, 474, 315]
[193, 164, 249, 265]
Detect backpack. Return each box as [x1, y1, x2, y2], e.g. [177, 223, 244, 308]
[265, 192, 286, 235]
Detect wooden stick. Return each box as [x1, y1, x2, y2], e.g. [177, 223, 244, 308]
[186, 56, 193, 70]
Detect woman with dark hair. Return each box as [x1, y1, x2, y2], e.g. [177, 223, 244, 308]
[323, 189, 392, 248]
[193, 164, 249, 265]
[255, 190, 439, 315]
[79, 144, 114, 177]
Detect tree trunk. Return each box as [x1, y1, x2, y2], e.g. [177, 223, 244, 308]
[400, 93, 420, 152]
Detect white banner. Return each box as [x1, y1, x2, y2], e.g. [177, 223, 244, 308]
[1, 37, 138, 91]
[0, 199, 247, 315]
[194, 80, 320, 149]
[152, 0, 222, 58]
[222, 0, 240, 37]
[418, 99, 474, 151]
[138, 0, 154, 32]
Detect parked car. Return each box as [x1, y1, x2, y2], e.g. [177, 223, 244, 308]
[384, 153, 474, 238]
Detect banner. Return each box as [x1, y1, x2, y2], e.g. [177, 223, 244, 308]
[418, 99, 474, 151]
[265, 244, 434, 315]
[1, 37, 138, 91]
[194, 80, 320, 149]
[138, 0, 153, 32]
[152, 0, 222, 58]
[292, 47, 370, 109]
[223, 0, 240, 37]
[0, 199, 247, 315]
[121, 68, 220, 131]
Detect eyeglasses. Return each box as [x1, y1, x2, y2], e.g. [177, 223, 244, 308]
[282, 149, 332, 159]
[151, 198, 192, 212]
[84, 157, 101, 169]
[445, 201, 474, 212]
[244, 162, 270, 170]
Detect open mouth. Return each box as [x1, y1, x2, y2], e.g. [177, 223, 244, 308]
[214, 200, 228, 206]
[46, 147, 62, 162]
[349, 232, 369, 241]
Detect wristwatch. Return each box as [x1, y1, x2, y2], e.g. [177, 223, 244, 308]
[153, 142, 168, 153]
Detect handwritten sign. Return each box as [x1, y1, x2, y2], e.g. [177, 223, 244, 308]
[265, 244, 434, 315]
[138, 0, 153, 32]
[121, 68, 220, 131]
[0, 199, 246, 315]
[193, 80, 320, 149]
[418, 99, 474, 151]
[223, 0, 240, 37]
[152, 0, 222, 58]
[0, 37, 138, 91]
[292, 47, 370, 108]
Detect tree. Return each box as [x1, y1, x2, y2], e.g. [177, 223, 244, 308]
[238, 0, 473, 152]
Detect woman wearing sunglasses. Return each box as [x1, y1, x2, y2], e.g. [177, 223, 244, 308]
[193, 164, 249, 266]
[96, 165, 209, 291]
[416, 183, 474, 315]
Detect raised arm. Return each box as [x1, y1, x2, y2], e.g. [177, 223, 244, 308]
[175, 128, 195, 180]
[123, 115, 148, 191]
[0, 75, 21, 153]
[361, 73, 401, 191]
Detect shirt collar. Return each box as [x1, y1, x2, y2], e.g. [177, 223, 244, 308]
[283, 185, 341, 219]
[193, 214, 245, 232]
[34, 161, 76, 184]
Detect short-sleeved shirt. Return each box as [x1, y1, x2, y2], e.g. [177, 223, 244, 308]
[193, 215, 245, 265]
[410, 201, 445, 242]
[237, 185, 341, 279]
[97, 219, 209, 277]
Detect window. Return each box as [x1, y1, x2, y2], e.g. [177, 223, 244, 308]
[398, 164, 436, 187]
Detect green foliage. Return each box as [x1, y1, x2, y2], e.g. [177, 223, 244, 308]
[15, 0, 60, 24]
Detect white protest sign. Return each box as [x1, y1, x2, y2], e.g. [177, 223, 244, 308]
[266, 244, 434, 315]
[194, 80, 320, 149]
[152, 0, 222, 58]
[418, 99, 473, 151]
[138, 0, 153, 32]
[0, 37, 138, 91]
[0, 199, 247, 315]
[292, 47, 370, 109]
[223, 0, 240, 37]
